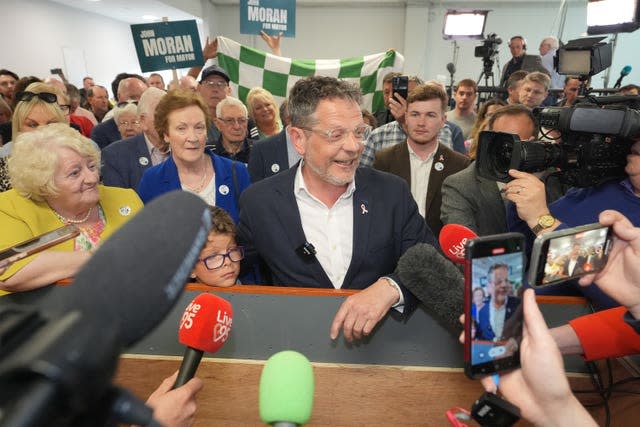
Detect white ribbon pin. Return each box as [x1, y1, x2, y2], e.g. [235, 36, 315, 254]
[361, 203, 368, 215]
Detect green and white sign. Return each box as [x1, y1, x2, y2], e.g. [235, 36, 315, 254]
[130, 20, 203, 72]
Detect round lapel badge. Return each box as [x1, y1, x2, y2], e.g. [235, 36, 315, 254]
[434, 161, 444, 171]
[271, 163, 280, 173]
[219, 184, 230, 195]
[139, 156, 149, 166]
[119, 206, 132, 216]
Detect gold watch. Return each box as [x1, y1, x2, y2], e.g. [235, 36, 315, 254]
[531, 214, 556, 235]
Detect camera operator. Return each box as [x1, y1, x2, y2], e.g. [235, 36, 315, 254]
[500, 36, 549, 88]
[504, 138, 640, 309]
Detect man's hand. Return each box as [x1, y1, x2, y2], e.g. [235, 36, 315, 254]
[579, 209, 640, 319]
[388, 93, 408, 124]
[202, 36, 218, 61]
[260, 31, 283, 56]
[145, 371, 204, 427]
[504, 169, 553, 229]
[330, 279, 399, 342]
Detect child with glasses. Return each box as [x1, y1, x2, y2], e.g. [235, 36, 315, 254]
[191, 206, 244, 287]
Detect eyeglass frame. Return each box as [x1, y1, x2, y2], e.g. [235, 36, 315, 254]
[199, 246, 244, 270]
[217, 117, 248, 126]
[117, 119, 141, 127]
[297, 124, 372, 145]
[16, 91, 57, 104]
[201, 80, 229, 89]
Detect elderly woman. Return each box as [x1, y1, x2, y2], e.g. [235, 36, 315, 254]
[0, 123, 142, 293]
[114, 102, 141, 139]
[245, 87, 281, 139]
[136, 90, 250, 222]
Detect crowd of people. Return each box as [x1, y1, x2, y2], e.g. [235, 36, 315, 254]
[1, 30, 639, 426]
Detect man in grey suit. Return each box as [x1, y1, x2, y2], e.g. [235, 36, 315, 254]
[500, 35, 549, 87]
[239, 76, 433, 342]
[373, 83, 470, 236]
[101, 87, 167, 189]
[440, 105, 537, 236]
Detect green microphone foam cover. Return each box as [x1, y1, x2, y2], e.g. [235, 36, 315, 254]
[259, 350, 314, 425]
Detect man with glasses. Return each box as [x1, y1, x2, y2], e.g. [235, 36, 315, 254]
[238, 76, 435, 343]
[91, 77, 149, 149]
[210, 96, 254, 163]
[101, 87, 168, 190]
[198, 65, 232, 143]
[476, 264, 521, 341]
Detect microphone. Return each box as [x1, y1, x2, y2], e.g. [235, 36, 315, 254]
[0, 190, 211, 425]
[173, 293, 233, 388]
[396, 243, 464, 336]
[259, 351, 314, 427]
[614, 65, 632, 88]
[446, 62, 456, 75]
[439, 223, 478, 264]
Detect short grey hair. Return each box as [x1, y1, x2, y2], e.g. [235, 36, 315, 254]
[138, 87, 166, 116]
[216, 96, 247, 118]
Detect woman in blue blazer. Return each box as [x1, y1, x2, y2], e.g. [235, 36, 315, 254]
[137, 90, 250, 223]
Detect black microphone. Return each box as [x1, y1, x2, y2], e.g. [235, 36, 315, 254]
[396, 243, 464, 336]
[614, 65, 632, 88]
[446, 62, 456, 75]
[0, 190, 211, 426]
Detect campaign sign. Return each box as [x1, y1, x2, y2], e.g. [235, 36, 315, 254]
[240, 0, 296, 37]
[130, 20, 203, 72]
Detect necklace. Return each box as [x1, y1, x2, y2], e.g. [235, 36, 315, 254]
[53, 206, 93, 224]
[182, 162, 209, 193]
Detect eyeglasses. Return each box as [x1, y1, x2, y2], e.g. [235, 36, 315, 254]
[200, 246, 244, 270]
[117, 100, 139, 108]
[218, 117, 248, 126]
[118, 120, 141, 127]
[58, 104, 71, 114]
[202, 80, 228, 89]
[299, 124, 372, 145]
[16, 91, 57, 103]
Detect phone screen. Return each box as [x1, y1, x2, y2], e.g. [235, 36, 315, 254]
[530, 224, 612, 287]
[465, 233, 524, 379]
[391, 76, 408, 101]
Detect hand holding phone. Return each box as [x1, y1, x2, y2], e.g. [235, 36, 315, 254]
[0, 225, 80, 269]
[391, 75, 409, 102]
[528, 223, 613, 287]
[464, 233, 525, 379]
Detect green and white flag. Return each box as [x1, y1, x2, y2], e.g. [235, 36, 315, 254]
[216, 36, 404, 113]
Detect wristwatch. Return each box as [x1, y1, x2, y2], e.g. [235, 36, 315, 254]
[531, 214, 556, 235]
[623, 311, 640, 335]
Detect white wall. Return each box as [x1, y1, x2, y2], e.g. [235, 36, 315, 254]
[2, 0, 639, 96]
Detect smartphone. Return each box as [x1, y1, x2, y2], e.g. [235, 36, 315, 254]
[391, 75, 409, 101]
[528, 223, 613, 288]
[0, 225, 80, 269]
[464, 232, 525, 379]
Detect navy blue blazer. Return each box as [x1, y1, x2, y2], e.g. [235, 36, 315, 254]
[247, 129, 290, 183]
[101, 133, 152, 190]
[136, 148, 251, 223]
[237, 165, 435, 312]
[476, 297, 520, 341]
[91, 118, 121, 150]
